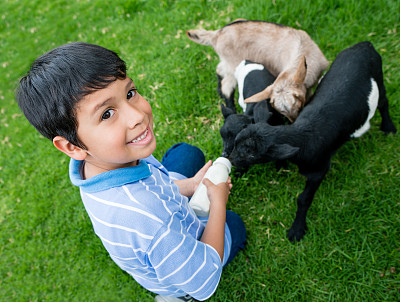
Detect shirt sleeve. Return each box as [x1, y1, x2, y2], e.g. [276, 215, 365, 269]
[147, 218, 223, 301]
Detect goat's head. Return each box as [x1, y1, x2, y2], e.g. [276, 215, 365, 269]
[229, 123, 299, 167]
[219, 104, 253, 158]
[245, 56, 308, 122]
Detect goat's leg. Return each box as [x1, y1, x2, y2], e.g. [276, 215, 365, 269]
[378, 95, 397, 134]
[375, 69, 397, 134]
[217, 74, 236, 112]
[287, 164, 330, 242]
[216, 61, 237, 112]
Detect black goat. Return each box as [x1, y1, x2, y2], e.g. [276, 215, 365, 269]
[229, 41, 397, 241]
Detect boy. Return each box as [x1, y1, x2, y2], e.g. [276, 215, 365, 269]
[17, 42, 246, 301]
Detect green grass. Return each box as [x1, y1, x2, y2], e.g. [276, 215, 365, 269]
[1, 0, 399, 301]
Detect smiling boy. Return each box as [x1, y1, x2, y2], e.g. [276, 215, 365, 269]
[17, 42, 246, 301]
[54, 76, 156, 177]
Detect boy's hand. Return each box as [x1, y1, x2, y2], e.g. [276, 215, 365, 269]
[175, 160, 232, 199]
[190, 160, 212, 194]
[203, 177, 232, 209]
[173, 160, 212, 197]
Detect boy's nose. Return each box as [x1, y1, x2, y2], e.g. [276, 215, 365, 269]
[124, 102, 145, 129]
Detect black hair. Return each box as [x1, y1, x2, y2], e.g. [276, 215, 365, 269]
[16, 42, 127, 148]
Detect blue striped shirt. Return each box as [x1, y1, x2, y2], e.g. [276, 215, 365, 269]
[69, 155, 231, 300]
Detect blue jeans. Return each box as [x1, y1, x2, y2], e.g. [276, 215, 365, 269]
[161, 143, 247, 266]
[161, 142, 206, 178]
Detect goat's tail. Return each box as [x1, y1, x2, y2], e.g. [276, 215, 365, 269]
[186, 29, 218, 46]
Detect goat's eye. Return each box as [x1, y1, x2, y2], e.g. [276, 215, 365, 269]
[102, 109, 115, 120]
[127, 88, 137, 100]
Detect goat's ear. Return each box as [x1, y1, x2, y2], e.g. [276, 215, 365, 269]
[245, 85, 273, 103]
[269, 143, 299, 160]
[220, 103, 235, 118]
[253, 101, 272, 123]
[293, 56, 307, 85]
[254, 111, 272, 123]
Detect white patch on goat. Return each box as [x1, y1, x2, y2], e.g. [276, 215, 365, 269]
[351, 78, 379, 138]
[317, 73, 325, 84]
[234, 60, 264, 112]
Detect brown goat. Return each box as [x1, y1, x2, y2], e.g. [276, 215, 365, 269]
[186, 19, 329, 122]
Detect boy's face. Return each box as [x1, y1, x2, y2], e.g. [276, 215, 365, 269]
[75, 77, 156, 171]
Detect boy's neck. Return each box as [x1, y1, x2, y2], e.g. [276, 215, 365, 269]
[82, 159, 140, 179]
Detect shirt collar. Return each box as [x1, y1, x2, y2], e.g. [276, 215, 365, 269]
[69, 158, 152, 193]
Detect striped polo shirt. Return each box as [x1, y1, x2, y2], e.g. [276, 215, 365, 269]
[69, 155, 231, 300]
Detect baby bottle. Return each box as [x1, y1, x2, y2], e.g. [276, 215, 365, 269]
[189, 157, 232, 217]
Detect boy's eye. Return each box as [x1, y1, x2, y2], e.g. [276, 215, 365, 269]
[101, 109, 115, 120]
[127, 88, 137, 100]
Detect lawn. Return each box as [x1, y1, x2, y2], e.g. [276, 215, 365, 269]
[0, 0, 399, 301]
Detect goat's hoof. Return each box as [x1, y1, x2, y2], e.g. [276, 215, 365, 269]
[287, 226, 306, 242]
[381, 122, 397, 134]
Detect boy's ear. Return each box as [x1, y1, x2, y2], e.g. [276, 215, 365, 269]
[53, 136, 87, 161]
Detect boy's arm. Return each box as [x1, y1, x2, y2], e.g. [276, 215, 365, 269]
[148, 180, 230, 300]
[199, 178, 231, 261]
[174, 161, 231, 261]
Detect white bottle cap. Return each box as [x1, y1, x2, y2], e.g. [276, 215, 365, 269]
[214, 157, 232, 173]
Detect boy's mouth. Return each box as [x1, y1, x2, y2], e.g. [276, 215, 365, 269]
[128, 127, 152, 145]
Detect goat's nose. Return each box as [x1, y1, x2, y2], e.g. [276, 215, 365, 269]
[288, 107, 300, 122]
